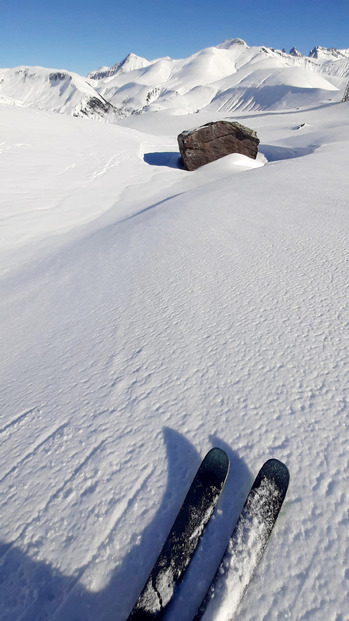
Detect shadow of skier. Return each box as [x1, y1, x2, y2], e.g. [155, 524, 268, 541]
[0, 430, 250, 621]
[0, 429, 199, 620]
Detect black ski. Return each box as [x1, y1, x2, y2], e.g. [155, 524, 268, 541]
[128, 447, 229, 620]
[194, 458, 289, 620]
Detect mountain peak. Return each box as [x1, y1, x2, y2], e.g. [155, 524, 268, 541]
[308, 46, 349, 61]
[289, 46, 302, 57]
[87, 53, 149, 80]
[115, 52, 149, 74]
[216, 38, 248, 50]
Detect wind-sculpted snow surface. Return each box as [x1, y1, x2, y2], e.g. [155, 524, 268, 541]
[0, 95, 348, 620]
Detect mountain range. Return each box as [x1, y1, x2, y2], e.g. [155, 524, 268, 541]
[1, 39, 348, 122]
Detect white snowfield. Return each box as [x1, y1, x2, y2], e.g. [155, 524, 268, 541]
[0, 37, 348, 621]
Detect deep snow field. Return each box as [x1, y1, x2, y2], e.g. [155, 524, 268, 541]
[1, 89, 349, 619]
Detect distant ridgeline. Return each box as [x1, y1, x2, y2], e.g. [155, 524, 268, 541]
[0, 39, 349, 120]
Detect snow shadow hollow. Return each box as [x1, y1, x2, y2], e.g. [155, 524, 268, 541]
[143, 151, 182, 168]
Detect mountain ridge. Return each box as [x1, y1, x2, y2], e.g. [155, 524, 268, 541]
[87, 53, 150, 80]
[0, 65, 121, 121]
[88, 40, 349, 77]
[0, 39, 348, 122]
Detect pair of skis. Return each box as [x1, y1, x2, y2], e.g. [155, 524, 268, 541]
[128, 449, 289, 620]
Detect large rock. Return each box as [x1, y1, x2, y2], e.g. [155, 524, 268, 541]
[177, 121, 260, 171]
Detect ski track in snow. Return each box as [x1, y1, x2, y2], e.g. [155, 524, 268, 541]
[48, 463, 154, 621]
[0, 94, 348, 621]
[0, 406, 36, 435]
[0, 437, 107, 562]
[0, 418, 69, 486]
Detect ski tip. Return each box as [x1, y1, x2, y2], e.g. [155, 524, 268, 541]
[206, 446, 229, 461]
[257, 458, 290, 497]
[201, 447, 230, 484]
[207, 446, 229, 469]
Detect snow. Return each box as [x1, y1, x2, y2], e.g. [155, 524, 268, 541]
[309, 46, 349, 61]
[2, 39, 348, 121]
[87, 54, 150, 81]
[0, 38, 349, 621]
[0, 66, 119, 121]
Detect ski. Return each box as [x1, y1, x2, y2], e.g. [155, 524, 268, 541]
[194, 458, 290, 621]
[128, 447, 229, 620]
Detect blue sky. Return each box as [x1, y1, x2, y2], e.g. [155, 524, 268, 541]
[1, 0, 348, 75]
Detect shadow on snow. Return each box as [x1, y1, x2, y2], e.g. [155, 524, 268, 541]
[143, 152, 182, 169]
[0, 428, 251, 621]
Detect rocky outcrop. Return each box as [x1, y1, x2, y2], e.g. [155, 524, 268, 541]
[289, 47, 302, 57]
[308, 46, 349, 61]
[177, 121, 260, 171]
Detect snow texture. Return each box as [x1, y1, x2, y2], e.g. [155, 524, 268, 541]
[0, 36, 349, 621]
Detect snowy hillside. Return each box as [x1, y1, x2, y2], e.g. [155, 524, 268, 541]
[1, 39, 349, 121]
[88, 39, 348, 116]
[0, 66, 120, 121]
[0, 35, 349, 621]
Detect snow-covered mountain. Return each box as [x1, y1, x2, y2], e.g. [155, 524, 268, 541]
[309, 45, 349, 61]
[289, 46, 302, 57]
[0, 66, 120, 121]
[87, 39, 349, 116]
[87, 53, 150, 80]
[0, 39, 348, 121]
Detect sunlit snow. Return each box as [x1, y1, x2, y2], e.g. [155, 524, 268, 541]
[0, 38, 348, 621]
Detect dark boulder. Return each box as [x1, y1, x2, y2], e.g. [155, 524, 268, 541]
[177, 121, 260, 171]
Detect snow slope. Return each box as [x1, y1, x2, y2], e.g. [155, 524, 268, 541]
[0, 66, 120, 121]
[0, 65, 349, 621]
